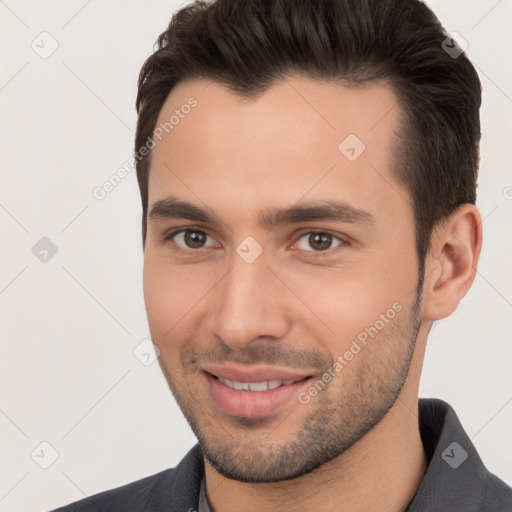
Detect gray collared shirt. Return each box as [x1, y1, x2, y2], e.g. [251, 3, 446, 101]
[197, 399, 512, 511]
[49, 399, 512, 512]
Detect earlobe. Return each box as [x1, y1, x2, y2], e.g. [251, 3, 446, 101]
[422, 205, 483, 321]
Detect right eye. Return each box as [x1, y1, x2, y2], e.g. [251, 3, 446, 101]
[165, 228, 219, 253]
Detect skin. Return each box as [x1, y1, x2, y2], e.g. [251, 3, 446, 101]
[143, 74, 482, 512]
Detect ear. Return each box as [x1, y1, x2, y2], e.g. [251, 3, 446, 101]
[422, 204, 483, 321]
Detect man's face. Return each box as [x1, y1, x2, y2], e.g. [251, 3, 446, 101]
[143, 75, 423, 482]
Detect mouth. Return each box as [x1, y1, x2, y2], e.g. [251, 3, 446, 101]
[215, 376, 302, 392]
[201, 365, 315, 418]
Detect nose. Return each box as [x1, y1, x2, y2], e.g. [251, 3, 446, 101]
[208, 252, 291, 350]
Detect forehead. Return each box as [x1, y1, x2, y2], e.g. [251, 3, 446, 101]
[147, 75, 409, 230]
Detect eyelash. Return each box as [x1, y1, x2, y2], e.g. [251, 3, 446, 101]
[163, 227, 348, 258]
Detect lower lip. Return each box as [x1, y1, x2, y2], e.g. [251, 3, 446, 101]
[205, 372, 311, 418]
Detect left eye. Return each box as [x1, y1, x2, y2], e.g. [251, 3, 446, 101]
[295, 231, 344, 254]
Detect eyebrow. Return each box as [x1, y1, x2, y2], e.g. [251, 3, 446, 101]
[148, 194, 375, 229]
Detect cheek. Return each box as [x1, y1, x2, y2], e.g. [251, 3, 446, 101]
[143, 264, 188, 374]
[287, 255, 415, 353]
[143, 252, 186, 339]
[143, 250, 216, 344]
[308, 277, 395, 345]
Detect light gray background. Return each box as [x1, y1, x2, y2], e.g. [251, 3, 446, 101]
[0, 1, 510, 511]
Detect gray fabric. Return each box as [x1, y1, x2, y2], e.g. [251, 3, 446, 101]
[49, 399, 512, 511]
[198, 474, 211, 512]
[405, 400, 512, 511]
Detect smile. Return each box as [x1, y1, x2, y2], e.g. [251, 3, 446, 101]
[202, 366, 314, 418]
[216, 377, 300, 392]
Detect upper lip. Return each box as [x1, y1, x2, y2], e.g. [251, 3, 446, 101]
[202, 363, 313, 383]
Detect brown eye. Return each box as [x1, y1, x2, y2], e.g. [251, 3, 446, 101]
[295, 231, 345, 255]
[168, 229, 215, 251]
[183, 230, 207, 249]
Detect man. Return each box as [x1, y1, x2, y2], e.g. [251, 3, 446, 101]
[51, 0, 512, 510]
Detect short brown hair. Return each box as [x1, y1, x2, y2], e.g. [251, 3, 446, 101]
[135, 0, 481, 275]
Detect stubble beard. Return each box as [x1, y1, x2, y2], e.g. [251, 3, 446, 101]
[157, 280, 423, 483]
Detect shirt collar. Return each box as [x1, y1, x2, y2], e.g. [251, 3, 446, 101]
[406, 398, 491, 510]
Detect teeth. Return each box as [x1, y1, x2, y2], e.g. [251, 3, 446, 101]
[248, 382, 268, 392]
[217, 377, 297, 391]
